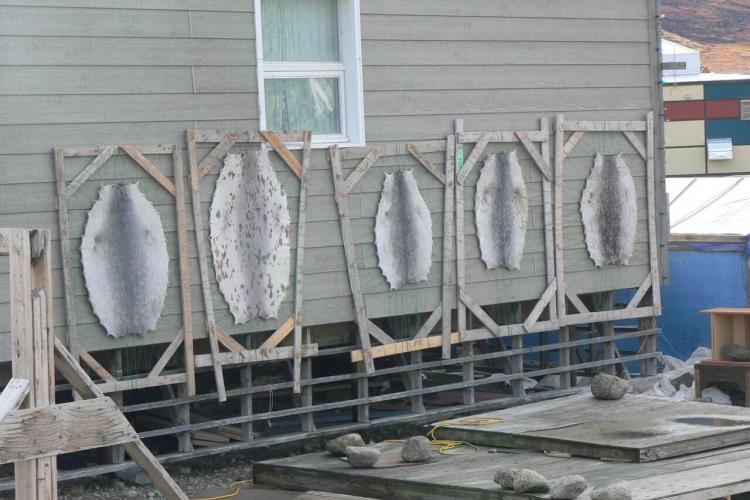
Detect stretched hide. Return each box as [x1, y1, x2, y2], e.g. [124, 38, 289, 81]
[209, 147, 291, 322]
[375, 170, 433, 290]
[475, 150, 528, 270]
[81, 183, 169, 338]
[580, 154, 637, 267]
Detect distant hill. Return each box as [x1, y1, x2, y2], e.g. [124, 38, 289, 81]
[661, 0, 750, 74]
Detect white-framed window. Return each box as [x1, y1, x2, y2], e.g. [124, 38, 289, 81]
[254, 0, 365, 148]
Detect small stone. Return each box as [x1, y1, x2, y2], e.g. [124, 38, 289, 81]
[591, 373, 629, 400]
[590, 480, 632, 500]
[723, 344, 750, 361]
[112, 480, 125, 489]
[401, 436, 432, 462]
[493, 467, 520, 489]
[550, 475, 588, 499]
[345, 446, 381, 468]
[125, 489, 139, 499]
[326, 433, 365, 456]
[513, 469, 550, 493]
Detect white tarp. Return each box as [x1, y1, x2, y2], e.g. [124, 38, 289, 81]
[668, 176, 750, 236]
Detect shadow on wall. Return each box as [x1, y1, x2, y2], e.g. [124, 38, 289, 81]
[659, 242, 750, 360]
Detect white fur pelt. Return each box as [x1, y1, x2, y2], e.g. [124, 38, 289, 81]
[375, 170, 433, 290]
[475, 150, 529, 270]
[81, 183, 169, 338]
[209, 147, 291, 322]
[580, 153, 638, 267]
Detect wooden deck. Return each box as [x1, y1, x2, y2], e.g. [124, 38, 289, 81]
[254, 439, 750, 499]
[435, 393, 750, 462]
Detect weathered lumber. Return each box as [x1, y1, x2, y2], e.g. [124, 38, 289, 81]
[0, 379, 30, 423]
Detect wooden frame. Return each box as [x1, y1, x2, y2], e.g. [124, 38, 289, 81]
[186, 129, 317, 400]
[553, 114, 662, 324]
[329, 139, 455, 375]
[53, 144, 196, 395]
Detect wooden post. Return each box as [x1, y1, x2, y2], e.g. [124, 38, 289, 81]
[240, 334, 254, 442]
[300, 328, 315, 432]
[601, 292, 616, 375]
[640, 292, 658, 376]
[9, 229, 56, 499]
[102, 350, 125, 464]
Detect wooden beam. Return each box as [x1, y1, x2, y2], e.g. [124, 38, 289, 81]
[259, 316, 296, 349]
[368, 320, 395, 345]
[0, 379, 29, 423]
[78, 348, 116, 384]
[148, 329, 185, 378]
[624, 131, 647, 160]
[0, 398, 137, 464]
[214, 327, 245, 353]
[523, 278, 557, 330]
[459, 290, 501, 337]
[53, 337, 104, 399]
[54, 147, 78, 350]
[562, 131, 585, 155]
[197, 131, 240, 179]
[540, 117, 557, 321]
[554, 115, 567, 319]
[646, 112, 662, 314]
[627, 272, 653, 311]
[120, 145, 176, 197]
[351, 333, 460, 362]
[122, 439, 188, 499]
[564, 120, 647, 132]
[457, 132, 490, 185]
[516, 132, 552, 180]
[195, 344, 319, 368]
[414, 304, 443, 340]
[441, 134, 456, 358]
[64, 146, 116, 199]
[343, 147, 381, 194]
[566, 292, 590, 314]
[95, 374, 187, 394]
[293, 131, 312, 394]
[259, 130, 303, 179]
[458, 131, 548, 144]
[406, 143, 446, 185]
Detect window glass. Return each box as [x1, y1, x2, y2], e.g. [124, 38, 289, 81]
[264, 78, 341, 134]
[261, 0, 340, 61]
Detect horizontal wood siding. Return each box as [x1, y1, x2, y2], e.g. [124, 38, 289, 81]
[0, 0, 659, 359]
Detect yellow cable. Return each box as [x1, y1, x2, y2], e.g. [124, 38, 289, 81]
[194, 479, 254, 500]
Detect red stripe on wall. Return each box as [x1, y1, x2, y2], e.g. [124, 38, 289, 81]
[665, 100, 705, 121]
[705, 99, 740, 119]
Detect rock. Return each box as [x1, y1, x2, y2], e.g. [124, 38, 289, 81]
[345, 446, 380, 468]
[591, 373, 629, 400]
[723, 344, 750, 361]
[493, 467, 520, 489]
[401, 436, 432, 462]
[116, 468, 152, 486]
[326, 433, 365, 456]
[513, 469, 550, 494]
[590, 480, 632, 500]
[550, 475, 588, 499]
[125, 489, 139, 499]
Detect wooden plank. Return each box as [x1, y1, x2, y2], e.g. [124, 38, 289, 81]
[459, 290, 501, 337]
[562, 131, 585, 155]
[64, 146, 116, 199]
[566, 292, 590, 314]
[457, 132, 490, 185]
[214, 327, 245, 353]
[554, 115, 567, 319]
[172, 143, 196, 396]
[197, 131, 240, 179]
[368, 321, 395, 345]
[122, 439, 188, 500]
[414, 304, 443, 340]
[458, 131, 548, 144]
[406, 143, 446, 185]
[186, 130, 227, 402]
[147, 329, 185, 379]
[53, 337, 104, 399]
[293, 131, 312, 394]
[259, 130, 303, 180]
[441, 134, 455, 358]
[120, 145, 176, 197]
[624, 131, 647, 160]
[0, 379, 29, 423]
[258, 316, 296, 349]
[329, 146, 374, 374]
[516, 131, 552, 180]
[78, 348, 116, 384]
[54, 148, 77, 350]
[564, 120, 647, 132]
[540, 118, 557, 321]
[626, 272, 653, 310]
[523, 278, 557, 330]
[195, 344, 319, 368]
[0, 398, 136, 464]
[351, 333, 460, 362]
[646, 112, 662, 314]
[95, 374, 187, 394]
[343, 148, 381, 194]
[455, 119, 473, 406]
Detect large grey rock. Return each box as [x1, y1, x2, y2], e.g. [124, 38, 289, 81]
[513, 469, 550, 494]
[345, 446, 380, 468]
[550, 475, 588, 499]
[401, 436, 432, 462]
[591, 373, 629, 400]
[590, 481, 632, 500]
[723, 344, 750, 361]
[493, 467, 520, 489]
[326, 433, 365, 456]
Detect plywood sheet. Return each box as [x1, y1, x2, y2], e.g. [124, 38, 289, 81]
[81, 183, 169, 338]
[665, 147, 706, 176]
[209, 147, 292, 322]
